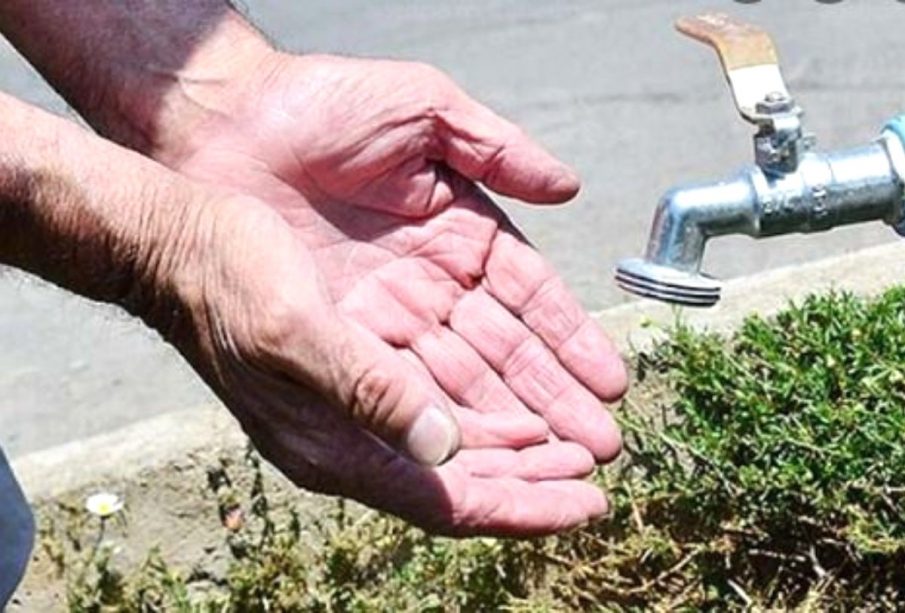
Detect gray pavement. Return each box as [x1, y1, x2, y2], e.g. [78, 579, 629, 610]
[2, 1, 904, 456]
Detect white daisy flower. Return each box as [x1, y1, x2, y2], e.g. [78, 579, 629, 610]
[85, 492, 124, 518]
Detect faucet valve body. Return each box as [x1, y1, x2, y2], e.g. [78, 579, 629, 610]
[615, 14, 905, 307]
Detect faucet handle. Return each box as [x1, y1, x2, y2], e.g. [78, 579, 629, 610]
[678, 13, 807, 174]
[676, 13, 793, 125]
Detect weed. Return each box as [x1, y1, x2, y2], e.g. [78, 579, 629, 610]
[43, 288, 905, 610]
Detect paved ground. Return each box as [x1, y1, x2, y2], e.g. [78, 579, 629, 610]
[3, 1, 904, 456]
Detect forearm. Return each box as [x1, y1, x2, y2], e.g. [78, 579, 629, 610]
[0, 1, 271, 163]
[0, 90, 201, 323]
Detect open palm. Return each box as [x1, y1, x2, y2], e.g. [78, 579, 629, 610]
[174, 54, 627, 535]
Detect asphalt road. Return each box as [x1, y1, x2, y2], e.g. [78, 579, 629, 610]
[3, 1, 904, 456]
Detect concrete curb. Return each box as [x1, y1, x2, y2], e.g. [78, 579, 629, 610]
[13, 242, 905, 501]
[13, 404, 243, 501]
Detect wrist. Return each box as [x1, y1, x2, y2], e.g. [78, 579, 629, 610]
[114, 14, 278, 165]
[0, 1, 275, 164]
[101, 13, 277, 165]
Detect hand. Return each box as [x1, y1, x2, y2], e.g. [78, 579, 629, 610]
[164, 193, 612, 536]
[167, 54, 629, 534]
[0, 86, 614, 537]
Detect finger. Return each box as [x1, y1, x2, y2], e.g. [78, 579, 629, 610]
[411, 324, 534, 414]
[435, 474, 608, 537]
[248, 402, 604, 537]
[291, 314, 461, 466]
[450, 288, 622, 462]
[288, 440, 604, 536]
[397, 346, 548, 449]
[434, 87, 580, 205]
[452, 407, 549, 449]
[451, 442, 595, 480]
[484, 230, 628, 402]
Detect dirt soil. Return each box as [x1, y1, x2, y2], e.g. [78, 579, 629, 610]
[10, 441, 339, 612]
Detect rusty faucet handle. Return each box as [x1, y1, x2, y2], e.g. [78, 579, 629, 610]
[676, 13, 793, 124]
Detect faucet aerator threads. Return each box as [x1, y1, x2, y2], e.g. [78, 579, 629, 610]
[615, 258, 721, 308]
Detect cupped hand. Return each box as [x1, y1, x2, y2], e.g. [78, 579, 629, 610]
[170, 54, 628, 535]
[175, 192, 607, 536]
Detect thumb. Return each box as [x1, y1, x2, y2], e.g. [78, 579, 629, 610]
[311, 317, 461, 465]
[433, 87, 581, 204]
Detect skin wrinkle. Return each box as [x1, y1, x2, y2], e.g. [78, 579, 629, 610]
[520, 273, 563, 316]
[352, 111, 428, 167]
[521, 279, 585, 352]
[378, 273, 450, 337]
[512, 355, 575, 416]
[308, 109, 421, 185]
[347, 358, 403, 437]
[330, 214, 492, 312]
[338, 253, 464, 329]
[393, 154, 441, 217]
[549, 316, 596, 356]
[463, 370, 518, 414]
[402, 230, 485, 287]
[476, 141, 509, 189]
[434, 105, 492, 162]
[423, 164, 458, 216]
[448, 285, 619, 458]
[229, 378, 351, 481]
[500, 335, 545, 385]
[281, 125, 330, 205]
[482, 245, 610, 386]
[411, 324, 534, 417]
[443, 338, 494, 399]
[128, 177, 200, 327]
[492, 256, 556, 314]
[414, 324, 486, 395]
[540, 380, 585, 423]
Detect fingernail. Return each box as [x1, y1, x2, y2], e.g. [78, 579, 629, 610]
[551, 166, 581, 198]
[405, 406, 459, 466]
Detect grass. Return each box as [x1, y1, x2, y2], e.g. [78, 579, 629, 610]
[42, 287, 905, 611]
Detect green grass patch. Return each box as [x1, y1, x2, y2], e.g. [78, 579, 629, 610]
[46, 288, 905, 610]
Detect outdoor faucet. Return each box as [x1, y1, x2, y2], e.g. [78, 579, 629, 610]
[615, 13, 905, 307]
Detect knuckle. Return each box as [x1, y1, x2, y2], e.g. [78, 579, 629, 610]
[406, 62, 456, 118]
[347, 362, 405, 428]
[502, 335, 546, 381]
[250, 292, 305, 356]
[408, 60, 449, 83]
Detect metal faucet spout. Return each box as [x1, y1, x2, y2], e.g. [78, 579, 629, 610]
[614, 173, 758, 308]
[645, 176, 758, 272]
